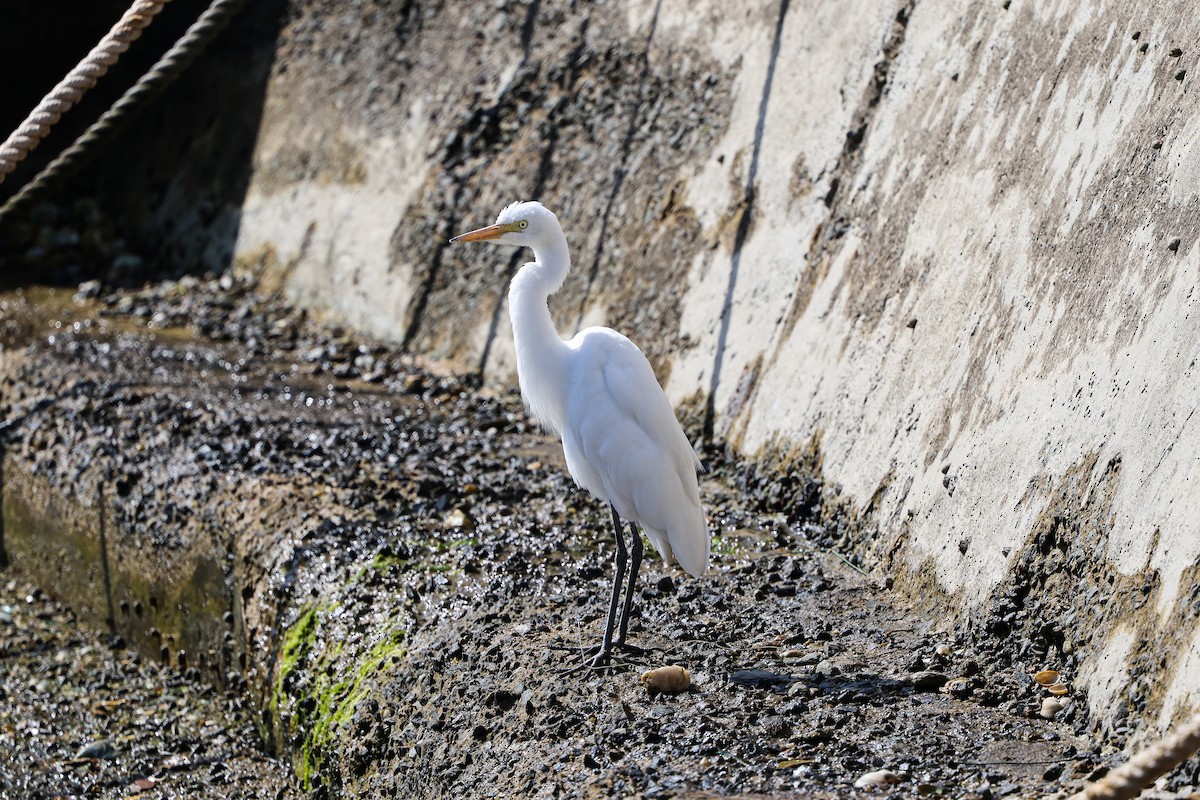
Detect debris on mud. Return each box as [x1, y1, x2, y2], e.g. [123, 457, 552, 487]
[0, 275, 1171, 799]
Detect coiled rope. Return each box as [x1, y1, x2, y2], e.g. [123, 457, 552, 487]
[0, 0, 247, 224]
[0, 0, 170, 183]
[1067, 714, 1200, 800]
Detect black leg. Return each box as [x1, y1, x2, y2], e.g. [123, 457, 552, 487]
[616, 524, 643, 647]
[591, 505, 628, 667]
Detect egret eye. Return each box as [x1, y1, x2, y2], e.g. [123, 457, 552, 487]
[518, 220, 528, 230]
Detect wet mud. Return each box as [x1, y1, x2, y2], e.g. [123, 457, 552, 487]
[0, 277, 1182, 799]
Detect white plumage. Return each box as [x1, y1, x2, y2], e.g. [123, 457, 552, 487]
[561, 328, 708, 577]
[451, 200, 709, 663]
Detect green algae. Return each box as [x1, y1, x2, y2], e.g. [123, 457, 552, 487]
[272, 602, 407, 790]
[296, 623, 407, 787]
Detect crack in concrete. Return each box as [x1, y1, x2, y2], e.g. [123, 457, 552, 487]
[702, 0, 792, 444]
[97, 483, 117, 633]
[572, 0, 665, 335]
[770, 0, 916, 361]
[477, 16, 592, 380]
[401, 2, 541, 354]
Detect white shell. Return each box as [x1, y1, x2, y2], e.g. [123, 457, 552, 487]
[1040, 697, 1067, 719]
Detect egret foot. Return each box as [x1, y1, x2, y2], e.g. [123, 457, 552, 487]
[550, 641, 647, 676]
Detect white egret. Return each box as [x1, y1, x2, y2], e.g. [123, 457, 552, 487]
[451, 200, 709, 666]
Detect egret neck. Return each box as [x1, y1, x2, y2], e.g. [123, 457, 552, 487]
[507, 231, 571, 435]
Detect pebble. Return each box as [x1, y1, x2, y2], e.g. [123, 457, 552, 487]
[854, 768, 901, 788]
[908, 670, 949, 691]
[641, 665, 691, 696]
[74, 739, 117, 759]
[75, 280, 102, 301]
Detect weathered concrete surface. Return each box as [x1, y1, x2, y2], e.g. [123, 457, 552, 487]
[207, 0, 1200, 748]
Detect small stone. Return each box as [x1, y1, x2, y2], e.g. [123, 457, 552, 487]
[908, 670, 950, 691]
[1167, 237, 1181, 252]
[1175, 69, 1186, 81]
[1170, 47, 1183, 57]
[75, 739, 117, 759]
[814, 659, 841, 677]
[855, 768, 901, 788]
[642, 665, 691, 696]
[75, 280, 102, 301]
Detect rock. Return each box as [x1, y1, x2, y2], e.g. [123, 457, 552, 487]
[641, 665, 691, 696]
[729, 669, 794, 689]
[908, 670, 949, 691]
[814, 659, 841, 677]
[75, 280, 102, 301]
[74, 739, 116, 759]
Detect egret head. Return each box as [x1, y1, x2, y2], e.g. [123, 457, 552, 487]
[449, 200, 559, 248]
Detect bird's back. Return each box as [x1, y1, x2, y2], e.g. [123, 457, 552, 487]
[559, 327, 709, 577]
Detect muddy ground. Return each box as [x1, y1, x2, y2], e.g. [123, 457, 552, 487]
[0, 258, 1189, 798]
[0, 574, 299, 800]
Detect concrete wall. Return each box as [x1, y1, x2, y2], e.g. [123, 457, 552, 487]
[225, 0, 1200, 743]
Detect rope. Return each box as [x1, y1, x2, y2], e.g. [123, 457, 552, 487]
[0, 0, 171, 183]
[0, 0, 247, 224]
[1068, 714, 1200, 800]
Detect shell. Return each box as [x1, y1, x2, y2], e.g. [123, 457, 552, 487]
[1034, 669, 1061, 686]
[1040, 697, 1067, 719]
[1047, 682, 1070, 696]
[641, 665, 691, 696]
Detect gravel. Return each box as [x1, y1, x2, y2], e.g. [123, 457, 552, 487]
[0, 577, 298, 799]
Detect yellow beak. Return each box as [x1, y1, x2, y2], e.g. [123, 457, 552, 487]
[449, 224, 505, 244]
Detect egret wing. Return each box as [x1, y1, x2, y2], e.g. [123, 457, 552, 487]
[565, 329, 708, 576]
